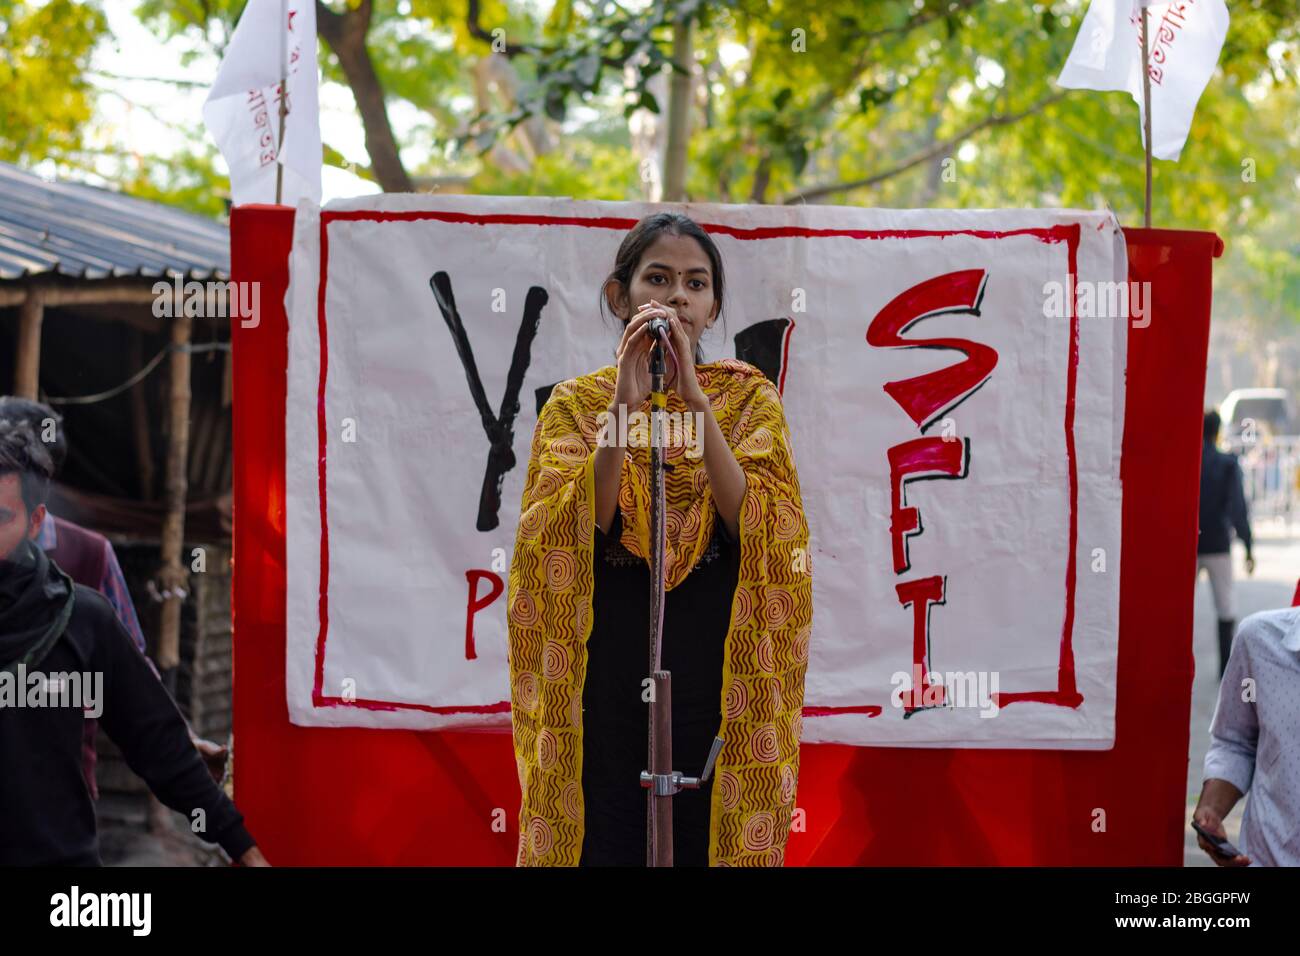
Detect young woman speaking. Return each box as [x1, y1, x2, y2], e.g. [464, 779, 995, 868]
[507, 212, 812, 866]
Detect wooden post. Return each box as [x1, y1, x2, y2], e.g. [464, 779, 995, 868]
[14, 287, 45, 398]
[157, 314, 193, 684]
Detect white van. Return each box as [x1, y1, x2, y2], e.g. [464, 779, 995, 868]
[1218, 388, 1294, 442]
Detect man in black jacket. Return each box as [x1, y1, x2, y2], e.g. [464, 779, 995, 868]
[1198, 410, 1255, 678]
[0, 419, 268, 866]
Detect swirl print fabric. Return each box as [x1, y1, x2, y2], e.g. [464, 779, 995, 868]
[507, 358, 813, 866]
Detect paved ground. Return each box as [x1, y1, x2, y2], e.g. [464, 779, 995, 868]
[97, 792, 230, 867]
[1184, 517, 1298, 866]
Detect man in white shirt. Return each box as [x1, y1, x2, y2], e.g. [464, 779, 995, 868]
[1193, 604, 1300, 865]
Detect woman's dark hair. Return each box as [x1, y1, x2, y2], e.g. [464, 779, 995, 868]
[598, 212, 726, 366]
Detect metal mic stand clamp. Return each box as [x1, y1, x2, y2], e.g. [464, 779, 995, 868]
[641, 735, 726, 795]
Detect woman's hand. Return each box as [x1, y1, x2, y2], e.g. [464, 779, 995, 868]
[636, 298, 708, 409]
[613, 309, 656, 409]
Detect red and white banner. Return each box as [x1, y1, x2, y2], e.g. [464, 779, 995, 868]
[282, 195, 1128, 749]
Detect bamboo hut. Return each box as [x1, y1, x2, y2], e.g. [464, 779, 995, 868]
[0, 160, 235, 800]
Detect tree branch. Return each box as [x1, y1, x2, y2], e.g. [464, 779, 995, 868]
[798, 0, 986, 132]
[782, 90, 1067, 204]
[88, 70, 207, 89]
[853, 0, 986, 44]
[466, 0, 553, 58]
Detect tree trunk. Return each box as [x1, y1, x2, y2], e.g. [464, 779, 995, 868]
[749, 153, 771, 204]
[662, 15, 694, 202]
[629, 59, 669, 201]
[316, 0, 413, 193]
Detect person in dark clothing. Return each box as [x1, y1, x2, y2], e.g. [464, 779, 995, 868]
[0, 395, 229, 797]
[580, 504, 739, 866]
[0, 421, 267, 866]
[1198, 410, 1255, 677]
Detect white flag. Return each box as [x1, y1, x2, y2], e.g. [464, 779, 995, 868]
[203, 0, 322, 206]
[1057, 0, 1229, 161]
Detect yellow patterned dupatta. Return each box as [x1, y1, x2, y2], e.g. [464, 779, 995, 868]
[506, 358, 813, 866]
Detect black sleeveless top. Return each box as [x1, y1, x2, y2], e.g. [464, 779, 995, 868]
[579, 503, 741, 866]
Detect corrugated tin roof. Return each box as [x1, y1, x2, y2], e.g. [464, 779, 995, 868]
[0, 161, 229, 282]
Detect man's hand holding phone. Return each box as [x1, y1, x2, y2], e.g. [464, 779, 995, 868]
[1191, 809, 1251, 867]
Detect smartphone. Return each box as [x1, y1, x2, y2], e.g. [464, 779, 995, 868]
[1191, 820, 1243, 858]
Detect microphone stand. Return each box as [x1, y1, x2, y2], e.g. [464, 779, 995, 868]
[640, 329, 724, 867]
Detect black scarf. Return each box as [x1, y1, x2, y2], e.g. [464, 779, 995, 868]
[0, 538, 75, 674]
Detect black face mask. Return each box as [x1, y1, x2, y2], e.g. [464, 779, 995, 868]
[0, 536, 76, 674]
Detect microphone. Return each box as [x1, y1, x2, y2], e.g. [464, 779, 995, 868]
[646, 316, 670, 340]
[641, 312, 678, 381]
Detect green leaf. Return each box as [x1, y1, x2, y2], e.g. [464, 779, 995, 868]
[858, 86, 892, 112]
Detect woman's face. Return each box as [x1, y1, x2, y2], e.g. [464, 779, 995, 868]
[610, 233, 719, 354]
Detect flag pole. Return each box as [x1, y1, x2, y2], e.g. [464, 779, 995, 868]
[275, 0, 289, 205]
[1140, 2, 1153, 227]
